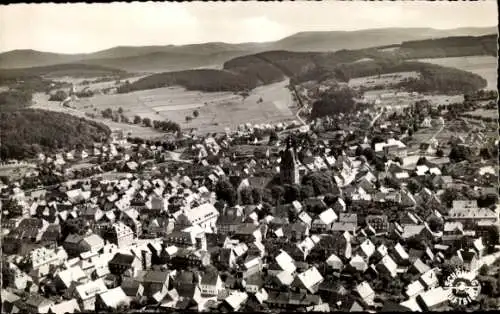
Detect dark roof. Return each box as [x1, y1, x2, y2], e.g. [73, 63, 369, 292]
[142, 270, 169, 284]
[109, 253, 135, 265]
[200, 271, 220, 286]
[381, 301, 412, 312]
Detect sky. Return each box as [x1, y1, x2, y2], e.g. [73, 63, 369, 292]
[0, 1, 498, 54]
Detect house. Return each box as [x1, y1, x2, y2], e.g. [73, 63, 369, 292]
[356, 281, 375, 306]
[216, 214, 244, 235]
[350, 254, 368, 272]
[376, 255, 398, 278]
[405, 280, 425, 298]
[54, 265, 88, 293]
[108, 252, 143, 277]
[358, 238, 376, 260]
[139, 270, 170, 298]
[221, 291, 248, 312]
[409, 258, 431, 275]
[233, 223, 262, 243]
[415, 287, 449, 311]
[393, 243, 410, 265]
[47, 299, 80, 314]
[366, 215, 389, 235]
[200, 270, 223, 296]
[333, 198, 347, 213]
[104, 222, 135, 248]
[96, 287, 130, 311]
[419, 268, 439, 290]
[272, 250, 297, 276]
[245, 273, 264, 293]
[24, 295, 55, 314]
[292, 266, 324, 294]
[176, 203, 219, 232]
[326, 254, 344, 272]
[74, 278, 108, 311]
[312, 208, 338, 232]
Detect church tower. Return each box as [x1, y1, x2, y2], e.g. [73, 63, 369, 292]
[280, 138, 300, 185]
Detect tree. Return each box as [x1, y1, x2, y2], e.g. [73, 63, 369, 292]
[268, 130, 279, 144]
[251, 188, 263, 204]
[300, 185, 315, 200]
[185, 116, 193, 123]
[311, 87, 356, 119]
[436, 148, 444, 157]
[215, 179, 236, 206]
[118, 107, 123, 114]
[428, 216, 444, 233]
[479, 264, 489, 276]
[49, 90, 68, 101]
[120, 115, 129, 123]
[271, 186, 285, 205]
[133, 115, 142, 124]
[284, 184, 300, 203]
[142, 117, 152, 128]
[449, 145, 471, 162]
[193, 110, 199, 118]
[240, 187, 253, 205]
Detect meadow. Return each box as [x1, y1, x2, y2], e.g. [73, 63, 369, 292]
[33, 77, 296, 135]
[348, 71, 420, 89]
[417, 56, 497, 90]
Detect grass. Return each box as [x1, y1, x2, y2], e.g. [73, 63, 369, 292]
[417, 56, 497, 90]
[72, 78, 296, 134]
[463, 109, 498, 119]
[348, 71, 420, 89]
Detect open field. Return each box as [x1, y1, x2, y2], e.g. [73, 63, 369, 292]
[72, 79, 296, 134]
[463, 109, 498, 119]
[362, 89, 464, 109]
[348, 71, 420, 89]
[417, 56, 497, 90]
[30, 93, 165, 139]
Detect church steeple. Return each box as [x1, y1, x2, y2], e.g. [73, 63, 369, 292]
[280, 137, 300, 185]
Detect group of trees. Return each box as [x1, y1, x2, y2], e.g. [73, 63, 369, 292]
[185, 110, 200, 123]
[117, 69, 258, 94]
[0, 109, 110, 159]
[310, 87, 357, 119]
[0, 89, 33, 111]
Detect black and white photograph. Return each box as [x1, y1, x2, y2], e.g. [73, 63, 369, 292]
[0, 1, 498, 312]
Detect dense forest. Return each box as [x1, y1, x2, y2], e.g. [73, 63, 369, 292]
[0, 109, 111, 159]
[397, 34, 497, 59]
[332, 60, 487, 93]
[117, 69, 260, 93]
[0, 63, 125, 78]
[115, 41, 489, 95]
[0, 90, 33, 111]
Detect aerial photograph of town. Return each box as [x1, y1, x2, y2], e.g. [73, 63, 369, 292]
[0, 1, 498, 312]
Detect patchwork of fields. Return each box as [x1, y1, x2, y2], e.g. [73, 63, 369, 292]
[34, 78, 296, 135]
[417, 56, 497, 90]
[348, 71, 420, 89]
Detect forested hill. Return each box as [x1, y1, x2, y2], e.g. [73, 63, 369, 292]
[116, 46, 487, 95]
[393, 34, 498, 59]
[0, 109, 111, 159]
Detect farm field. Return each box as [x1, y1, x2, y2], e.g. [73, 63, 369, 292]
[348, 71, 420, 89]
[463, 109, 498, 119]
[73, 79, 296, 134]
[417, 56, 497, 90]
[30, 92, 165, 139]
[362, 89, 464, 109]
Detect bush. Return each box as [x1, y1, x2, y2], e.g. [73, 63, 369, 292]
[48, 90, 68, 102]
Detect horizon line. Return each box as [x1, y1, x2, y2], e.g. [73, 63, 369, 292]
[0, 25, 497, 55]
